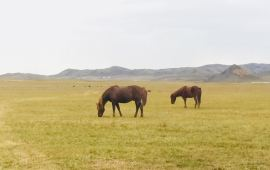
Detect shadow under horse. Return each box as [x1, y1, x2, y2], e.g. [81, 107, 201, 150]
[170, 86, 202, 108]
[97, 85, 148, 117]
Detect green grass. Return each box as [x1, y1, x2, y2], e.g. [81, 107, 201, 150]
[0, 80, 270, 169]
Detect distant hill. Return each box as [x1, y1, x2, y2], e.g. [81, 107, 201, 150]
[52, 65, 229, 81]
[259, 70, 270, 81]
[0, 73, 48, 80]
[1, 63, 270, 82]
[207, 65, 261, 82]
[242, 63, 270, 75]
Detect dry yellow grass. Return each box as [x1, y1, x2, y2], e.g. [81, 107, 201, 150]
[0, 80, 270, 169]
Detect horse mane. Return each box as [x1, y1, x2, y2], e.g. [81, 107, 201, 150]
[172, 86, 185, 97]
[98, 97, 103, 105]
[99, 85, 120, 106]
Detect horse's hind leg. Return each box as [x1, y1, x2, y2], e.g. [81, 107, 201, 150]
[194, 97, 197, 108]
[134, 101, 139, 117]
[140, 104, 143, 117]
[116, 103, 122, 117]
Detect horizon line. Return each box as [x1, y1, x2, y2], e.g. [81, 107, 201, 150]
[0, 62, 269, 76]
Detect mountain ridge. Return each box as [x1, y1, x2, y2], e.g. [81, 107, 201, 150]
[207, 64, 261, 82]
[1, 63, 270, 82]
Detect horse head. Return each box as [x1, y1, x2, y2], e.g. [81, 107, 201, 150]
[96, 98, 105, 117]
[170, 94, 176, 104]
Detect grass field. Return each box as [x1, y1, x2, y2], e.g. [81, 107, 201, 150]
[0, 80, 270, 169]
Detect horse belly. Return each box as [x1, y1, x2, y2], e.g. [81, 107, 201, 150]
[111, 93, 132, 103]
[118, 97, 132, 103]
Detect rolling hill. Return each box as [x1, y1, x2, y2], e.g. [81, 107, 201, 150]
[0, 63, 270, 82]
[207, 65, 261, 82]
[0, 73, 48, 80]
[52, 65, 229, 81]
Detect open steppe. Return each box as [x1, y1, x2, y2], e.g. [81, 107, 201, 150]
[0, 80, 269, 169]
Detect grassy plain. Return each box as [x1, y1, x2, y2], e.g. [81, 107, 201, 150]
[0, 80, 270, 169]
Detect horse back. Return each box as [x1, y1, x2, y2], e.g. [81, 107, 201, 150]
[103, 85, 147, 104]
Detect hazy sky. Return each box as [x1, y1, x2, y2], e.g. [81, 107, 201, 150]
[0, 0, 269, 74]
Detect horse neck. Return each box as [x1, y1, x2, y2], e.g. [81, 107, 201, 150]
[100, 94, 109, 107]
[173, 89, 183, 97]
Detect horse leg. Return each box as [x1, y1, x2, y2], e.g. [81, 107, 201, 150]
[140, 104, 144, 117]
[112, 103, 116, 117]
[198, 96, 201, 108]
[134, 101, 139, 118]
[194, 97, 197, 108]
[116, 103, 122, 117]
[183, 98, 187, 108]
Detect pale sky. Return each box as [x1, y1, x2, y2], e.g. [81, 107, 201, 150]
[0, 0, 269, 75]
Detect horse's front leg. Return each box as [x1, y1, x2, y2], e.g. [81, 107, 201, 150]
[116, 103, 122, 117]
[183, 98, 187, 108]
[112, 103, 116, 117]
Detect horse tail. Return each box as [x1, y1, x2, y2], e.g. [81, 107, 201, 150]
[141, 89, 148, 106]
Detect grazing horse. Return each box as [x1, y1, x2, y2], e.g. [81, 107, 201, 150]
[170, 86, 202, 108]
[96, 85, 148, 117]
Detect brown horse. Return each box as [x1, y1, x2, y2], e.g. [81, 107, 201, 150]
[170, 86, 202, 108]
[97, 85, 148, 117]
